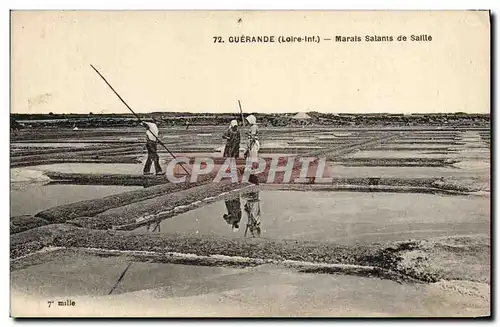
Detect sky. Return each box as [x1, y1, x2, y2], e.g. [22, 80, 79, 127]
[11, 10, 490, 114]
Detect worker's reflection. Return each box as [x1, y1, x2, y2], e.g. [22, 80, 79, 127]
[146, 221, 161, 232]
[243, 191, 261, 238]
[222, 191, 262, 237]
[223, 197, 242, 232]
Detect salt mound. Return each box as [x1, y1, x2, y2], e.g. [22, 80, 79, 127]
[10, 168, 50, 184]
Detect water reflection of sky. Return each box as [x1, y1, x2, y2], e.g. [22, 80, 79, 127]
[10, 183, 142, 216]
[136, 191, 489, 245]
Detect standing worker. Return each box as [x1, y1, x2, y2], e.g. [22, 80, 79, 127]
[222, 120, 241, 158]
[244, 115, 260, 184]
[244, 115, 259, 159]
[142, 116, 165, 175]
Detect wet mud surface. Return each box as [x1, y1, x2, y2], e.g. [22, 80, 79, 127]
[10, 253, 490, 317]
[34, 173, 217, 223]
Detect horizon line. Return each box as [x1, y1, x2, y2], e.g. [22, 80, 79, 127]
[10, 111, 491, 115]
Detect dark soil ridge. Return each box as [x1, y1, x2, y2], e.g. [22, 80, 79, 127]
[35, 173, 217, 223]
[10, 215, 49, 234]
[111, 184, 258, 231]
[265, 184, 473, 196]
[288, 138, 460, 146]
[11, 129, 160, 141]
[11, 183, 471, 235]
[369, 147, 456, 151]
[3, 225, 428, 282]
[38, 247, 425, 284]
[10, 145, 144, 164]
[45, 173, 172, 186]
[12, 175, 475, 235]
[396, 136, 460, 139]
[108, 147, 332, 155]
[70, 181, 252, 230]
[45, 173, 435, 186]
[10, 143, 138, 158]
[286, 139, 373, 146]
[333, 158, 459, 167]
[10, 156, 141, 168]
[393, 140, 464, 145]
[43, 172, 477, 193]
[304, 134, 400, 158]
[12, 225, 487, 284]
[12, 139, 143, 144]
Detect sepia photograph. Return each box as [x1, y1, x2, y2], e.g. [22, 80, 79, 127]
[9, 10, 490, 317]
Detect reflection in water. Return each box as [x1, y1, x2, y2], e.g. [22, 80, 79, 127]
[146, 221, 161, 232]
[221, 191, 262, 237]
[223, 197, 242, 232]
[243, 191, 261, 237]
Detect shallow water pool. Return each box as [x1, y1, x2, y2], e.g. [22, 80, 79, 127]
[136, 190, 489, 245]
[10, 184, 142, 216]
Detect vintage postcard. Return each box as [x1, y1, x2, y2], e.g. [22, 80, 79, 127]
[10, 10, 490, 318]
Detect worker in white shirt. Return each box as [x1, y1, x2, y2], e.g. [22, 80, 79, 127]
[244, 115, 260, 159]
[141, 116, 165, 175]
[244, 114, 260, 184]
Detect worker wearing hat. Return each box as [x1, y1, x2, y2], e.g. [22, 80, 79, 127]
[243, 115, 260, 184]
[222, 119, 241, 158]
[244, 115, 260, 159]
[142, 116, 165, 175]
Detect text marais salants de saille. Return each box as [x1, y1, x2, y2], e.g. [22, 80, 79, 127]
[335, 34, 433, 42]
